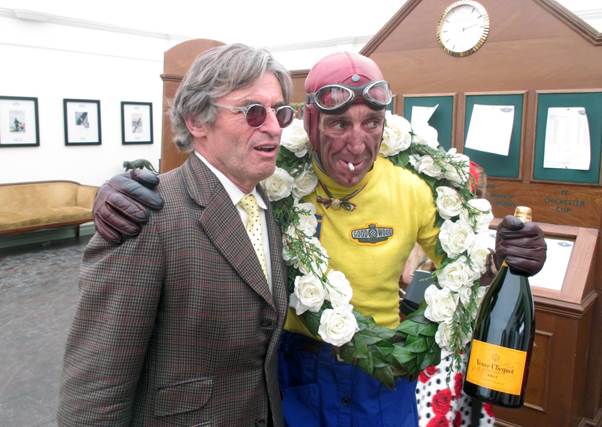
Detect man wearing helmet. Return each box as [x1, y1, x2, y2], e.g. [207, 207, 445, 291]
[276, 52, 438, 426]
[91, 51, 546, 426]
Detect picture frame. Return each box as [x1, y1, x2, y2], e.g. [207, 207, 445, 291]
[403, 93, 455, 150]
[0, 96, 40, 147]
[121, 101, 153, 145]
[63, 98, 101, 145]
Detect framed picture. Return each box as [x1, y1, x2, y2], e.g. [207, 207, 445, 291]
[63, 99, 101, 145]
[121, 101, 153, 144]
[0, 96, 40, 147]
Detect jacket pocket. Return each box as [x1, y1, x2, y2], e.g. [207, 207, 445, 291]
[154, 377, 213, 417]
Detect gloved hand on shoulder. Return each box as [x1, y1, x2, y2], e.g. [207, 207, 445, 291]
[93, 169, 164, 243]
[494, 215, 547, 276]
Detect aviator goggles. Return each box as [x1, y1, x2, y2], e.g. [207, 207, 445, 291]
[305, 80, 392, 114]
[213, 103, 294, 128]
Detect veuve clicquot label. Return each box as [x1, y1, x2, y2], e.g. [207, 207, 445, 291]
[465, 339, 527, 396]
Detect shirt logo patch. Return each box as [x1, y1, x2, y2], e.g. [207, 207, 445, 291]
[351, 224, 394, 244]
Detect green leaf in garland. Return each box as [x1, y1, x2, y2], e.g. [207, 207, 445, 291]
[358, 352, 374, 375]
[397, 319, 422, 337]
[405, 336, 428, 353]
[417, 322, 438, 337]
[391, 343, 416, 365]
[301, 310, 323, 337]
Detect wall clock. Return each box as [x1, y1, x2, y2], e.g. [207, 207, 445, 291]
[436, 0, 490, 57]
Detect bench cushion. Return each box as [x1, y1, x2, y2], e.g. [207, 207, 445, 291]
[0, 207, 93, 231]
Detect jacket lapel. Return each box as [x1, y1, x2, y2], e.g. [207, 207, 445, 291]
[182, 154, 274, 308]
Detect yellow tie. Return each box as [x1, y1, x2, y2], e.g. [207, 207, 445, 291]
[239, 194, 269, 280]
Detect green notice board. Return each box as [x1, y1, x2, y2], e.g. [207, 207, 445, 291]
[533, 92, 602, 185]
[403, 95, 453, 150]
[463, 94, 524, 179]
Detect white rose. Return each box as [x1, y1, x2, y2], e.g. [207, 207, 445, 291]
[461, 198, 494, 233]
[290, 274, 326, 315]
[444, 149, 470, 186]
[281, 118, 310, 157]
[467, 234, 491, 274]
[439, 219, 476, 258]
[424, 285, 458, 323]
[326, 270, 353, 308]
[435, 321, 453, 349]
[458, 286, 472, 305]
[292, 167, 318, 199]
[261, 167, 294, 201]
[412, 124, 440, 149]
[436, 256, 480, 292]
[415, 155, 444, 179]
[318, 306, 359, 347]
[380, 112, 412, 156]
[435, 186, 463, 220]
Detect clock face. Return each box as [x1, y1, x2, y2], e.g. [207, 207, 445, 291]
[437, 0, 490, 57]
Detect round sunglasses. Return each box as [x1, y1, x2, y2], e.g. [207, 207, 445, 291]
[213, 103, 294, 128]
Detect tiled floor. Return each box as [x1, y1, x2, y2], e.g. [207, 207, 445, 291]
[0, 238, 89, 427]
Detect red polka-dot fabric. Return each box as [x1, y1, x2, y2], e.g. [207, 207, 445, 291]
[416, 354, 495, 426]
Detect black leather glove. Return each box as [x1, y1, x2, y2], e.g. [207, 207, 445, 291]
[495, 215, 547, 276]
[93, 169, 164, 243]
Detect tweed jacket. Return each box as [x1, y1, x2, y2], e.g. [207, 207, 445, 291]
[58, 154, 289, 427]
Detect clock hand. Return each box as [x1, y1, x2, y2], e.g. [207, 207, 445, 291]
[461, 22, 481, 31]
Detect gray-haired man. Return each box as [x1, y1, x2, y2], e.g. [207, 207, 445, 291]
[58, 44, 294, 427]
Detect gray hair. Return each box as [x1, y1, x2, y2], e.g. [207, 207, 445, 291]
[169, 43, 293, 152]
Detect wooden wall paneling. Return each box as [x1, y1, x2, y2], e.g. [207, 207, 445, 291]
[363, 0, 602, 228]
[289, 70, 308, 104]
[159, 39, 224, 173]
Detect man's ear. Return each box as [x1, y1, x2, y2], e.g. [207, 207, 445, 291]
[185, 117, 207, 139]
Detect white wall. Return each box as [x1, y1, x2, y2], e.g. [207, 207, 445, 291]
[0, 16, 168, 186]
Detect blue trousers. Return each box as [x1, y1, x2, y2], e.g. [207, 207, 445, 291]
[278, 332, 418, 427]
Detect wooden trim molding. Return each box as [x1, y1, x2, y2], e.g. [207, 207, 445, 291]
[361, 0, 422, 56]
[289, 69, 309, 79]
[535, 0, 602, 46]
[160, 74, 182, 83]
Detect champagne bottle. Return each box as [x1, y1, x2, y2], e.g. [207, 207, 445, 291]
[463, 206, 535, 408]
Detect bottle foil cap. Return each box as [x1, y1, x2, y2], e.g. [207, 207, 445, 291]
[514, 206, 532, 223]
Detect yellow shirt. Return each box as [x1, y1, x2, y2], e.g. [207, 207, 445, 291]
[285, 156, 439, 336]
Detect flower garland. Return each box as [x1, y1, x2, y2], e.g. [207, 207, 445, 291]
[261, 112, 493, 387]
